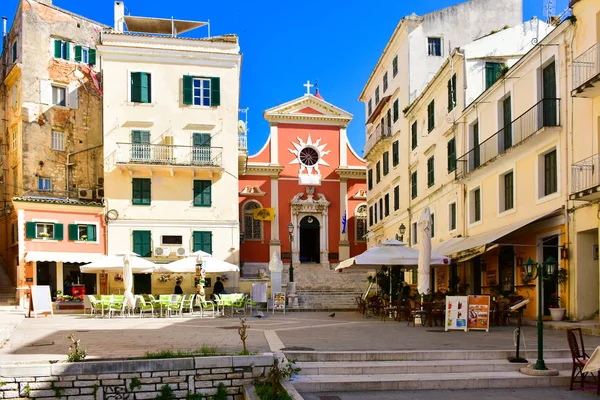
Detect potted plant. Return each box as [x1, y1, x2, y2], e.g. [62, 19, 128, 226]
[548, 293, 565, 321]
[39, 232, 51, 239]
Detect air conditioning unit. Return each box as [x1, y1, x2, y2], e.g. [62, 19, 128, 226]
[154, 246, 171, 257]
[176, 247, 188, 257]
[96, 188, 105, 199]
[78, 189, 93, 200]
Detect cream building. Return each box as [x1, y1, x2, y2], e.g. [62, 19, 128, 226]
[568, 0, 600, 320]
[99, 2, 242, 294]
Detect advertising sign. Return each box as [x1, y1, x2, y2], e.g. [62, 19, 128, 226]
[467, 295, 490, 332]
[445, 296, 468, 331]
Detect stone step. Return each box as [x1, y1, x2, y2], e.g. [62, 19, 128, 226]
[296, 358, 572, 375]
[292, 370, 571, 392]
[284, 349, 572, 362]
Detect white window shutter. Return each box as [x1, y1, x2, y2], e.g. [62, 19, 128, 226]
[68, 84, 78, 109]
[39, 80, 52, 105]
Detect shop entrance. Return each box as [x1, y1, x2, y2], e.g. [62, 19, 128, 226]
[542, 235, 559, 315]
[133, 274, 152, 295]
[36, 261, 57, 298]
[299, 215, 320, 263]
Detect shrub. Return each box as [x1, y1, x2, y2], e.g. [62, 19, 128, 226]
[156, 385, 174, 400]
[66, 334, 87, 362]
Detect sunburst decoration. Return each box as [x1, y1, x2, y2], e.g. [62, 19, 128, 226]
[288, 135, 330, 175]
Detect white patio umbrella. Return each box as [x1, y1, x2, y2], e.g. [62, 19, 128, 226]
[417, 207, 432, 296]
[122, 253, 136, 309]
[163, 251, 239, 273]
[79, 251, 158, 273]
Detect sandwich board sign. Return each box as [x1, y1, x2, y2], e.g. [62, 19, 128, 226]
[29, 285, 53, 318]
[445, 296, 468, 331]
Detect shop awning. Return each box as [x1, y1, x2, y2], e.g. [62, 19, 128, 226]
[25, 251, 104, 264]
[433, 210, 563, 262]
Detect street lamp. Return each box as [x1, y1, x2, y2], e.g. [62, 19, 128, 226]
[396, 223, 406, 242]
[523, 255, 558, 371]
[288, 222, 294, 283]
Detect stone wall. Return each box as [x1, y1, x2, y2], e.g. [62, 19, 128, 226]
[0, 354, 274, 400]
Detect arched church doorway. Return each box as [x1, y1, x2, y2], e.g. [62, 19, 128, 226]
[299, 215, 320, 263]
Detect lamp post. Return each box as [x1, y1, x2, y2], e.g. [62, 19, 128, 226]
[288, 222, 294, 283]
[523, 255, 558, 371]
[396, 223, 406, 242]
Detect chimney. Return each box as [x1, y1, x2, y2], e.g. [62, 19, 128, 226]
[114, 1, 125, 33]
[2, 17, 7, 39]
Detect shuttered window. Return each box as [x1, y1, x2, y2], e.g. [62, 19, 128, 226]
[133, 231, 152, 258]
[68, 224, 97, 241]
[25, 222, 63, 240]
[193, 180, 212, 207]
[393, 99, 399, 122]
[193, 231, 212, 254]
[427, 156, 435, 187]
[427, 100, 435, 132]
[392, 140, 399, 167]
[392, 56, 398, 77]
[411, 121, 418, 150]
[411, 172, 417, 199]
[544, 150, 558, 196]
[368, 169, 373, 191]
[485, 62, 504, 89]
[384, 193, 390, 217]
[131, 72, 151, 103]
[447, 138, 456, 173]
[504, 172, 514, 210]
[383, 152, 389, 176]
[369, 206, 373, 227]
[449, 203, 456, 231]
[183, 76, 221, 106]
[132, 178, 151, 205]
[448, 73, 457, 112]
[53, 39, 70, 60]
[393, 185, 400, 211]
[376, 162, 381, 183]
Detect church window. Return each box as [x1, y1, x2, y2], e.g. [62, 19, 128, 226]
[243, 201, 262, 240]
[299, 147, 319, 166]
[355, 204, 367, 242]
[183, 75, 220, 106]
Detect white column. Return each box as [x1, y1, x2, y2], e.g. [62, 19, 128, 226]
[270, 124, 279, 164]
[270, 177, 279, 241]
[339, 128, 347, 167]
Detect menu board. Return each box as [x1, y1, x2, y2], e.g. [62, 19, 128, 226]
[272, 292, 286, 314]
[29, 285, 53, 318]
[445, 296, 468, 332]
[252, 283, 267, 303]
[468, 295, 490, 332]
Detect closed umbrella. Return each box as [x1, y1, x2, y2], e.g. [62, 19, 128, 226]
[417, 207, 432, 296]
[122, 253, 136, 309]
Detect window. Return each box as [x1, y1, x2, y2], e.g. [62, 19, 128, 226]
[411, 121, 417, 150]
[412, 222, 418, 244]
[449, 202, 456, 231]
[375, 86, 380, 105]
[428, 37, 442, 56]
[131, 130, 151, 161]
[384, 193, 390, 217]
[368, 169, 373, 191]
[374, 203, 378, 224]
[544, 149, 558, 196]
[162, 235, 183, 245]
[379, 198, 383, 220]
[132, 178, 151, 205]
[392, 55, 398, 77]
[447, 138, 456, 173]
[369, 206, 374, 227]
[470, 188, 481, 223]
[448, 74, 457, 112]
[383, 72, 388, 93]
[427, 100, 435, 132]
[393, 99, 399, 122]
[11, 129, 17, 152]
[183, 75, 220, 107]
[51, 131, 64, 151]
[485, 62, 504, 89]
[243, 201, 262, 240]
[74, 45, 90, 64]
[193, 180, 212, 207]
[386, 109, 392, 133]
[130, 72, 151, 103]
[52, 85, 66, 107]
[38, 177, 52, 192]
[430, 214, 435, 238]
[356, 205, 367, 242]
[11, 39, 17, 63]
[502, 171, 514, 211]
[193, 231, 212, 254]
[133, 230, 152, 257]
[472, 121, 480, 169]
[25, 222, 63, 240]
[53, 39, 70, 60]
[376, 162, 381, 183]
[501, 95, 512, 151]
[427, 156, 435, 187]
[383, 152, 389, 176]
[394, 185, 400, 211]
[392, 141, 399, 167]
[411, 171, 417, 199]
[368, 99, 372, 116]
[37, 223, 54, 239]
[68, 224, 97, 242]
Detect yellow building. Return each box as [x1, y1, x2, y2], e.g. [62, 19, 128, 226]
[568, 0, 600, 320]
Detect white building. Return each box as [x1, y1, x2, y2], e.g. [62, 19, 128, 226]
[99, 2, 242, 293]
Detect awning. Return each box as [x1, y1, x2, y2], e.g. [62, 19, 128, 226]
[124, 16, 207, 35]
[25, 251, 104, 264]
[433, 210, 563, 262]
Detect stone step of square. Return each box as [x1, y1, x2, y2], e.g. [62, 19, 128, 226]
[291, 370, 571, 392]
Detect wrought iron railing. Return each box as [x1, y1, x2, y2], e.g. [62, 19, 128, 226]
[456, 98, 560, 179]
[573, 42, 600, 90]
[238, 133, 247, 151]
[115, 143, 223, 167]
[571, 153, 600, 194]
[364, 124, 393, 156]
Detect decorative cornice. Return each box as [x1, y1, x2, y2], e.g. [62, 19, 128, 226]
[239, 185, 267, 197]
[264, 95, 353, 126]
[351, 189, 367, 200]
[245, 164, 284, 177]
[335, 167, 366, 180]
[424, 144, 436, 157]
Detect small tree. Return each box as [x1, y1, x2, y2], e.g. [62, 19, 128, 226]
[238, 318, 249, 355]
[264, 358, 300, 398]
[65, 334, 87, 362]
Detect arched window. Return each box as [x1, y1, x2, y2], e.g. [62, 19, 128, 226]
[355, 204, 367, 242]
[243, 201, 262, 240]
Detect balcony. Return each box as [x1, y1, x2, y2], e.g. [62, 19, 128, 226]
[364, 124, 393, 157]
[571, 154, 600, 201]
[456, 98, 560, 179]
[114, 143, 223, 175]
[573, 42, 600, 98]
[238, 133, 248, 174]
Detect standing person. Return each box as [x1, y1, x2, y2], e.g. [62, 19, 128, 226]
[174, 280, 183, 295]
[213, 276, 225, 298]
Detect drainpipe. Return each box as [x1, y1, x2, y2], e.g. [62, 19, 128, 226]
[66, 144, 102, 200]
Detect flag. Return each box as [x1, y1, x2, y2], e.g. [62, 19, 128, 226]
[341, 210, 347, 234]
[253, 208, 275, 221]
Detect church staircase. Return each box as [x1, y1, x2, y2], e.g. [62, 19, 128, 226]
[283, 263, 367, 310]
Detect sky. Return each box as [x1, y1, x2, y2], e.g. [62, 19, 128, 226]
[0, 0, 569, 156]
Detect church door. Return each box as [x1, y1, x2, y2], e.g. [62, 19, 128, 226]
[299, 216, 320, 263]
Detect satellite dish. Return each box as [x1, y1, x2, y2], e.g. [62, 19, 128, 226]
[238, 120, 246, 133]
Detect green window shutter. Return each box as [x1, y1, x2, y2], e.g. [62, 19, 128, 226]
[54, 223, 64, 240]
[26, 222, 36, 239]
[411, 172, 417, 199]
[411, 122, 417, 150]
[89, 49, 96, 66]
[183, 75, 193, 105]
[74, 45, 82, 62]
[64, 42, 70, 60]
[427, 156, 435, 187]
[131, 72, 142, 103]
[132, 130, 141, 144]
[447, 138, 456, 173]
[68, 224, 78, 240]
[87, 225, 96, 242]
[133, 231, 152, 257]
[140, 72, 150, 103]
[384, 194, 390, 217]
[393, 99, 399, 122]
[132, 178, 151, 205]
[193, 231, 213, 254]
[452, 74, 457, 109]
[202, 181, 212, 206]
[54, 40, 62, 58]
[392, 141, 399, 166]
[376, 162, 381, 183]
[383, 152, 389, 175]
[210, 77, 220, 106]
[368, 170, 373, 191]
[193, 133, 211, 147]
[447, 79, 452, 112]
[428, 100, 435, 132]
[394, 185, 400, 210]
[193, 180, 212, 207]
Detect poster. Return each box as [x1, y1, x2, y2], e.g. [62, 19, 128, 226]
[272, 292, 286, 313]
[467, 295, 490, 332]
[445, 296, 468, 331]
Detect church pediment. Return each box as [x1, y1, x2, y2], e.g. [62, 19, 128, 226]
[264, 94, 353, 125]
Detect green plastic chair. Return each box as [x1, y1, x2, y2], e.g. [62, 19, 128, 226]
[137, 295, 154, 318]
[197, 295, 216, 318]
[166, 295, 183, 318]
[232, 294, 247, 315]
[88, 295, 104, 317]
[182, 294, 195, 315]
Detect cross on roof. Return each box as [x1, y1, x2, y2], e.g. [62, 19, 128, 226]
[303, 80, 313, 95]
